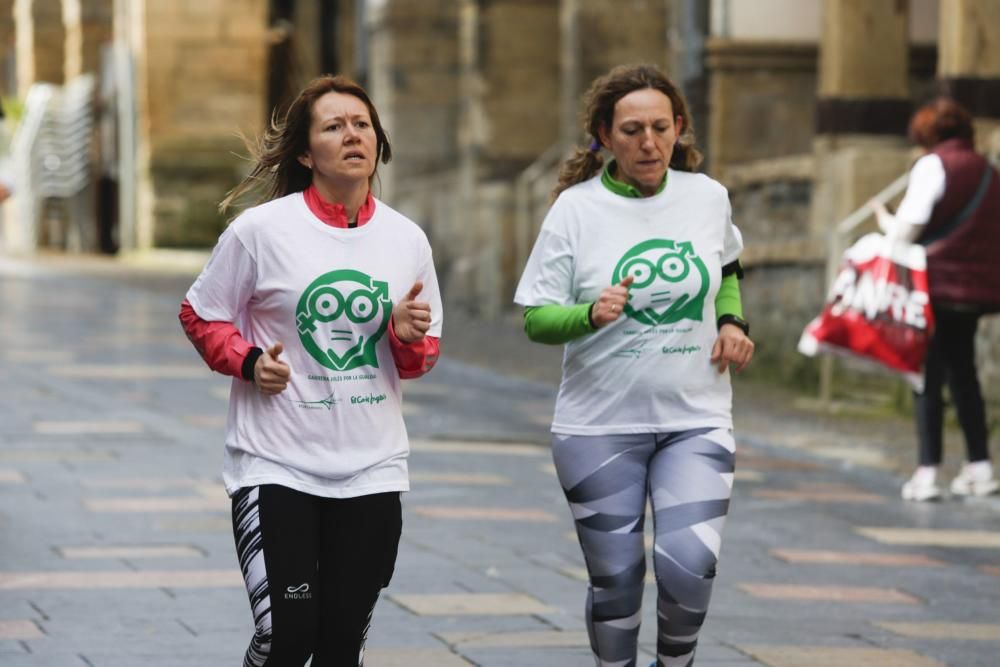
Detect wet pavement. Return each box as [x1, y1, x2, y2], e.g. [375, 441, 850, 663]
[1, 253, 998, 666]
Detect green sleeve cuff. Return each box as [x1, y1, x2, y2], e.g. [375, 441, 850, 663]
[715, 273, 743, 318]
[523, 303, 596, 345]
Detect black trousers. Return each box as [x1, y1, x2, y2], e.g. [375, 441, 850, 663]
[915, 307, 989, 466]
[231, 485, 402, 667]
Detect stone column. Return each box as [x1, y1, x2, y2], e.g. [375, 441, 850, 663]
[937, 0, 1000, 154]
[560, 0, 671, 149]
[63, 0, 111, 81]
[810, 0, 913, 239]
[458, 0, 560, 317]
[0, 0, 14, 94]
[559, 0, 580, 151]
[129, 0, 268, 250]
[460, 0, 560, 180]
[706, 40, 817, 172]
[14, 0, 66, 95]
[368, 0, 461, 201]
[811, 0, 914, 402]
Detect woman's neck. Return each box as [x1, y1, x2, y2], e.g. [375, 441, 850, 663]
[311, 177, 369, 222]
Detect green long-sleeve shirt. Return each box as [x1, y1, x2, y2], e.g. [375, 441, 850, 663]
[523, 160, 744, 345]
[523, 273, 742, 344]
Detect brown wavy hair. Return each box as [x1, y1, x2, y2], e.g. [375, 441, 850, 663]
[908, 97, 974, 149]
[220, 75, 392, 213]
[552, 64, 701, 200]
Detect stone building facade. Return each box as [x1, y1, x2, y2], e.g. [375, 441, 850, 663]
[3, 0, 999, 407]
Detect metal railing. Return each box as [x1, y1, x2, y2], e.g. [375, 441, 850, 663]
[818, 171, 908, 404]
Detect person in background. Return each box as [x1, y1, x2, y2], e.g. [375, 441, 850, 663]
[514, 64, 753, 667]
[873, 97, 1000, 502]
[179, 75, 442, 665]
[0, 99, 14, 203]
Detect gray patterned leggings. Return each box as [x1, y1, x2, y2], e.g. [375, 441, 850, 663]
[551, 428, 735, 667]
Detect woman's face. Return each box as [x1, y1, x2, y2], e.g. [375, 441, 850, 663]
[598, 88, 682, 196]
[299, 91, 378, 188]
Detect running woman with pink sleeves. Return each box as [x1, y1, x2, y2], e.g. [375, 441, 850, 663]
[180, 75, 441, 666]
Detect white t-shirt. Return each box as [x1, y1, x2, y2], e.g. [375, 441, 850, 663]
[876, 153, 946, 243]
[187, 192, 443, 498]
[514, 170, 743, 435]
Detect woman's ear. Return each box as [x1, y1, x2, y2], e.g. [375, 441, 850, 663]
[596, 124, 609, 149]
[675, 115, 684, 136]
[297, 154, 312, 170]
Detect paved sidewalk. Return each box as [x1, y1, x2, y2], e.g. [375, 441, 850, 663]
[1, 254, 999, 666]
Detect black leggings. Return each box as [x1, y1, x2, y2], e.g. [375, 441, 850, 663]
[231, 485, 402, 667]
[915, 307, 989, 466]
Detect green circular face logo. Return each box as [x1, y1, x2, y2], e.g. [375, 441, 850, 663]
[296, 269, 391, 371]
[612, 239, 709, 326]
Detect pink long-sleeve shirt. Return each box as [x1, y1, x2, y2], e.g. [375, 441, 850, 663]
[180, 185, 440, 381]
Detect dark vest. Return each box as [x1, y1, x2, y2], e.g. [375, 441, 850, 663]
[919, 138, 1000, 311]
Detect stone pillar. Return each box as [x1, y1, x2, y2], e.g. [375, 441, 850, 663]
[292, 0, 322, 81]
[573, 0, 671, 97]
[129, 0, 268, 250]
[368, 0, 461, 200]
[0, 0, 14, 94]
[937, 0, 1000, 154]
[14, 0, 66, 95]
[458, 0, 560, 317]
[559, 0, 580, 151]
[335, 0, 357, 79]
[706, 40, 817, 172]
[63, 0, 111, 81]
[461, 0, 560, 180]
[560, 0, 671, 149]
[811, 0, 914, 402]
[266, 0, 352, 115]
[810, 0, 913, 239]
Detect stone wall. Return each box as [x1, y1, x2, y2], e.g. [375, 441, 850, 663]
[724, 156, 822, 385]
[979, 318, 1000, 419]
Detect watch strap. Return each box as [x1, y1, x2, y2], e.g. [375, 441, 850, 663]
[717, 314, 749, 336]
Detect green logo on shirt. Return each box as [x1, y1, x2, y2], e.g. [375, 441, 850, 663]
[296, 269, 391, 372]
[612, 239, 708, 326]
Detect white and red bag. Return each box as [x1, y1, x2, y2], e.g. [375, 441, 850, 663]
[798, 233, 934, 390]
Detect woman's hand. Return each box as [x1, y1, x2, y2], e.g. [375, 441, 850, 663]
[869, 199, 893, 234]
[590, 275, 634, 328]
[254, 342, 291, 394]
[393, 281, 431, 343]
[710, 324, 754, 374]
[869, 199, 889, 216]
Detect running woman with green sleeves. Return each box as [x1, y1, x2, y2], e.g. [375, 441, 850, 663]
[514, 64, 753, 667]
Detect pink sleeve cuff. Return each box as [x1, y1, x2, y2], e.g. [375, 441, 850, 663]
[388, 315, 440, 379]
[178, 299, 253, 379]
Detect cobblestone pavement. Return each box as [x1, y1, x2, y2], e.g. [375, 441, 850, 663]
[1, 254, 998, 667]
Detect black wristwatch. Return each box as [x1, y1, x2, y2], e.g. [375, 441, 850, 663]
[717, 314, 750, 336]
